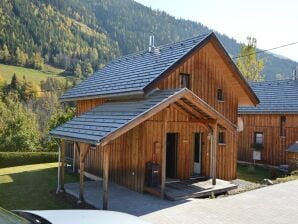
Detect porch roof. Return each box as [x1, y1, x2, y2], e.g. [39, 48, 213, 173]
[50, 88, 236, 145]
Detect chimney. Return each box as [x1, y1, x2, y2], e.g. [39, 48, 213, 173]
[293, 67, 297, 80]
[149, 34, 155, 52]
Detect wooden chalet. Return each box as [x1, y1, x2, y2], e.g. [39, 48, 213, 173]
[50, 33, 258, 209]
[238, 79, 298, 167]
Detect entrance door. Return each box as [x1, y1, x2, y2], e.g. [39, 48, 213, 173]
[166, 133, 178, 178]
[193, 132, 202, 174]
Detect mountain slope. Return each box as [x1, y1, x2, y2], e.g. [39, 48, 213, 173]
[0, 0, 296, 80]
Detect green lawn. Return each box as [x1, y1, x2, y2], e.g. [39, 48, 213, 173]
[0, 163, 79, 210]
[237, 163, 286, 183]
[0, 64, 65, 84]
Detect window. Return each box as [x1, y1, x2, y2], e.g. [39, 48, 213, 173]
[254, 132, 263, 145]
[280, 116, 286, 137]
[180, 73, 190, 89]
[218, 131, 225, 144]
[217, 89, 224, 101]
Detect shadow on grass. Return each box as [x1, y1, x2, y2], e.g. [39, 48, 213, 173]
[0, 166, 82, 210]
[237, 164, 286, 183]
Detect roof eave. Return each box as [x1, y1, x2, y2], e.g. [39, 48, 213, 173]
[49, 133, 100, 145]
[209, 33, 260, 106]
[59, 90, 144, 102]
[238, 111, 298, 115]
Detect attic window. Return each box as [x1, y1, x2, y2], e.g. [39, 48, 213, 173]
[217, 89, 224, 101]
[280, 116, 286, 137]
[218, 131, 225, 144]
[180, 73, 190, 89]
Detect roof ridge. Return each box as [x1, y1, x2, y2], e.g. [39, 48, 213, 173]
[107, 32, 212, 63]
[250, 78, 295, 84]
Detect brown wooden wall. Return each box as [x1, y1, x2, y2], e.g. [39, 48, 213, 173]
[238, 114, 298, 166]
[76, 98, 105, 116]
[154, 42, 239, 124]
[78, 105, 237, 193]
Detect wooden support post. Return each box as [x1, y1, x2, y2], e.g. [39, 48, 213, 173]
[78, 143, 89, 203]
[103, 144, 110, 210]
[161, 107, 169, 199]
[60, 140, 65, 191]
[212, 122, 218, 185]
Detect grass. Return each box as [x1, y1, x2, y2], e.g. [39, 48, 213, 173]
[237, 164, 286, 183]
[0, 163, 79, 210]
[0, 63, 65, 84]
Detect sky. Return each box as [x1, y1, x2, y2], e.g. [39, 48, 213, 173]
[135, 0, 298, 62]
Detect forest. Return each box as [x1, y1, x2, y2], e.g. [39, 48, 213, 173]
[0, 0, 297, 80]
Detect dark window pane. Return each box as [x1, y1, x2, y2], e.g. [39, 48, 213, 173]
[180, 73, 190, 89]
[218, 132, 225, 144]
[217, 89, 224, 101]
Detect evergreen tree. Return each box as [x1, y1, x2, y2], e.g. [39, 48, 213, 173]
[10, 74, 18, 90]
[2, 44, 11, 63]
[74, 63, 82, 78]
[84, 62, 93, 77]
[236, 37, 265, 81]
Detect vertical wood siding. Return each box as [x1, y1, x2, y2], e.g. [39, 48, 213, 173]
[155, 42, 239, 124]
[75, 41, 241, 192]
[80, 105, 236, 193]
[238, 114, 298, 166]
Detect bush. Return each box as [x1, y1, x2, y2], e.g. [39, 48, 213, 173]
[0, 152, 58, 168]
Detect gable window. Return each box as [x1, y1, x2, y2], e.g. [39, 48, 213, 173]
[217, 89, 224, 101]
[218, 131, 225, 144]
[280, 116, 286, 137]
[180, 73, 190, 89]
[254, 132, 263, 145]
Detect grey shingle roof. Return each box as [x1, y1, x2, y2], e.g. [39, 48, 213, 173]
[50, 89, 184, 144]
[239, 79, 298, 114]
[60, 33, 212, 101]
[287, 141, 298, 153]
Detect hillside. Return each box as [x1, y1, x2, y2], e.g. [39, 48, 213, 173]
[0, 0, 296, 80]
[0, 64, 65, 84]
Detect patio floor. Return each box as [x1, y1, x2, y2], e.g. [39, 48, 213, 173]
[65, 179, 236, 216]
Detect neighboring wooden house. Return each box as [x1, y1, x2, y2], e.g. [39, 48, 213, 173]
[238, 79, 298, 167]
[50, 33, 258, 209]
[287, 141, 298, 171]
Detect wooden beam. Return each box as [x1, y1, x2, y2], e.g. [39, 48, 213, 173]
[176, 100, 206, 120]
[103, 144, 110, 210]
[212, 122, 218, 185]
[185, 91, 237, 131]
[60, 140, 65, 191]
[100, 89, 188, 146]
[78, 143, 90, 203]
[161, 107, 169, 199]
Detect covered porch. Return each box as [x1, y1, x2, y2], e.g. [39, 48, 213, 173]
[51, 88, 237, 210]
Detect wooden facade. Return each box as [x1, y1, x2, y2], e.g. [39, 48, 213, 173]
[54, 34, 258, 209]
[238, 114, 298, 166]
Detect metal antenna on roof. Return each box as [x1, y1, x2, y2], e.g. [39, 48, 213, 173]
[149, 33, 155, 52]
[293, 67, 297, 81]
